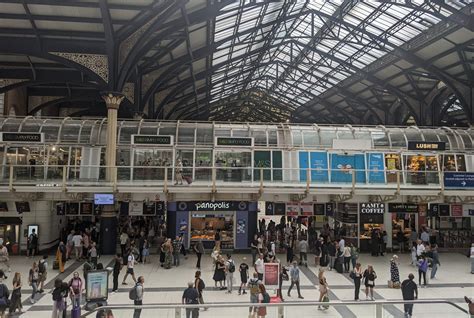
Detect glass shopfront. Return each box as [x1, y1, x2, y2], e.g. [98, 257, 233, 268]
[385, 153, 402, 183]
[215, 150, 251, 182]
[191, 211, 234, 249]
[404, 154, 439, 184]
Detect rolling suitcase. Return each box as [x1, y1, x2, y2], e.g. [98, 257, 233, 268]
[335, 262, 343, 274]
[53, 260, 60, 270]
[71, 304, 81, 318]
[183, 175, 193, 184]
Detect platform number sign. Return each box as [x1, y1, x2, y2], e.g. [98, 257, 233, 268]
[265, 202, 274, 215]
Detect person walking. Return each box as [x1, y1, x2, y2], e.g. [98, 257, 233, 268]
[390, 255, 400, 287]
[352, 262, 363, 301]
[57, 241, 67, 273]
[112, 254, 122, 293]
[122, 249, 137, 285]
[225, 254, 235, 293]
[298, 237, 308, 267]
[141, 239, 150, 264]
[363, 265, 377, 300]
[239, 257, 249, 295]
[27, 229, 38, 258]
[278, 265, 288, 301]
[38, 255, 48, 293]
[9, 272, 22, 315]
[343, 244, 351, 273]
[193, 239, 204, 269]
[0, 244, 10, 273]
[194, 271, 207, 310]
[120, 231, 129, 257]
[213, 255, 225, 290]
[327, 241, 336, 271]
[257, 284, 269, 318]
[174, 159, 184, 185]
[429, 244, 440, 279]
[350, 243, 359, 270]
[28, 262, 39, 304]
[248, 272, 261, 317]
[287, 261, 304, 299]
[401, 273, 418, 318]
[416, 240, 425, 259]
[164, 239, 173, 269]
[52, 279, 66, 318]
[182, 281, 199, 318]
[254, 254, 265, 281]
[72, 232, 83, 261]
[317, 268, 328, 310]
[417, 255, 428, 287]
[0, 277, 9, 318]
[132, 276, 145, 318]
[250, 235, 259, 265]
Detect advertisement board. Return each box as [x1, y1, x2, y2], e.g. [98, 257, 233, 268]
[86, 270, 108, 301]
[263, 263, 279, 287]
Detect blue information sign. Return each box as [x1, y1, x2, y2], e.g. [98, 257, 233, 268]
[444, 172, 474, 188]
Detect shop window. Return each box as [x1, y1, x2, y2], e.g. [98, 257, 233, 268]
[385, 153, 402, 183]
[405, 155, 427, 185]
[456, 155, 466, 171]
[441, 154, 456, 171]
[191, 212, 234, 249]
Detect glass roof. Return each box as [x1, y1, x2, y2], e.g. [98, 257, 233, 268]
[211, 1, 466, 109]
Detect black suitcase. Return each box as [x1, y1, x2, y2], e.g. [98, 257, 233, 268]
[335, 262, 343, 273]
[320, 256, 328, 267]
[53, 260, 60, 270]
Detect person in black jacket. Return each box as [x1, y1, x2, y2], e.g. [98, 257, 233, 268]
[327, 241, 336, 271]
[112, 254, 122, 293]
[401, 274, 418, 317]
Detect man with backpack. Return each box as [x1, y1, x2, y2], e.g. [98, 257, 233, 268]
[182, 281, 199, 318]
[38, 255, 48, 293]
[28, 229, 38, 258]
[248, 272, 261, 317]
[129, 276, 144, 318]
[225, 254, 235, 293]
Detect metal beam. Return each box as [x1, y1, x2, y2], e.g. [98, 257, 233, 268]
[99, 0, 115, 88]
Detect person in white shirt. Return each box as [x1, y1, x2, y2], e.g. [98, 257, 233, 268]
[225, 254, 235, 293]
[298, 238, 309, 267]
[339, 238, 345, 253]
[470, 243, 474, 274]
[0, 243, 10, 272]
[416, 240, 425, 258]
[254, 254, 264, 281]
[72, 233, 83, 260]
[420, 229, 430, 244]
[122, 250, 137, 285]
[120, 231, 129, 257]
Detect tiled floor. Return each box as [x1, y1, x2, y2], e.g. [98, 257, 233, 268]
[4, 252, 473, 317]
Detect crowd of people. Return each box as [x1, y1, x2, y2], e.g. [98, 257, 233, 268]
[0, 217, 469, 318]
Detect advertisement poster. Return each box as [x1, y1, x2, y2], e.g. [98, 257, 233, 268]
[237, 219, 246, 234]
[80, 202, 93, 215]
[310, 152, 329, 182]
[451, 204, 462, 217]
[129, 201, 143, 216]
[286, 202, 299, 216]
[86, 270, 108, 301]
[143, 202, 156, 216]
[330, 154, 357, 183]
[263, 263, 280, 287]
[367, 153, 385, 184]
[300, 203, 314, 216]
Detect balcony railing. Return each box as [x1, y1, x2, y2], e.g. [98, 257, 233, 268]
[0, 164, 466, 192]
[80, 299, 469, 318]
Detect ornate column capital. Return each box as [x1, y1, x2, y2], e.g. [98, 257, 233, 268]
[101, 92, 125, 110]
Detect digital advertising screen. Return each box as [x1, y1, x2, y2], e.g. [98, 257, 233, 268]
[86, 270, 108, 301]
[263, 263, 280, 287]
[94, 194, 114, 205]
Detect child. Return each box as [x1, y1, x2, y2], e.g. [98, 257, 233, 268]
[142, 239, 150, 264]
[238, 257, 249, 295]
[411, 244, 417, 266]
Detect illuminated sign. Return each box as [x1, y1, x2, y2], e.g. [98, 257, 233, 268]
[215, 137, 253, 147]
[0, 133, 44, 143]
[407, 141, 445, 151]
[132, 135, 173, 145]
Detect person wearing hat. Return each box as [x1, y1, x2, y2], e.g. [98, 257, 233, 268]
[238, 257, 249, 295]
[390, 255, 401, 288]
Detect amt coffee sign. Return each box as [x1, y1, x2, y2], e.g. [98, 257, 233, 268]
[360, 203, 385, 213]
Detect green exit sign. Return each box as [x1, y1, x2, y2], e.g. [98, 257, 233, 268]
[215, 137, 253, 147]
[132, 135, 173, 145]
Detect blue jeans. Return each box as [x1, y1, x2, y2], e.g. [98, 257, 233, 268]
[430, 263, 438, 279]
[31, 281, 38, 300]
[133, 299, 142, 318]
[174, 253, 180, 266]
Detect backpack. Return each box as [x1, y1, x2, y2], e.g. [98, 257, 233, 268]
[38, 260, 46, 274]
[228, 260, 235, 273]
[52, 288, 62, 301]
[129, 285, 138, 301]
[262, 292, 270, 303]
[249, 280, 259, 295]
[0, 284, 9, 306]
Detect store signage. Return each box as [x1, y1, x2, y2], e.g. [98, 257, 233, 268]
[438, 204, 450, 217]
[80, 202, 93, 215]
[300, 203, 313, 216]
[407, 141, 445, 151]
[444, 172, 474, 188]
[215, 137, 253, 147]
[0, 132, 44, 143]
[129, 201, 144, 216]
[451, 204, 462, 217]
[286, 202, 299, 216]
[429, 204, 439, 217]
[325, 203, 334, 217]
[360, 203, 385, 214]
[178, 201, 248, 211]
[388, 203, 420, 213]
[132, 135, 173, 145]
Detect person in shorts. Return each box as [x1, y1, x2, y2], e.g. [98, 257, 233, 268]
[122, 249, 137, 285]
[239, 257, 249, 295]
[248, 272, 260, 316]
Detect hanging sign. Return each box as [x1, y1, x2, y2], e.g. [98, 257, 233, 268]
[129, 201, 144, 216]
[451, 204, 462, 217]
[0, 132, 44, 143]
[300, 203, 314, 216]
[388, 203, 420, 213]
[286, 202, 299, 216]
[360, 203, 385, 214]
[132, 135, 173, 145]
[215, 137, 253, 147]
[407, 141, 445, 151]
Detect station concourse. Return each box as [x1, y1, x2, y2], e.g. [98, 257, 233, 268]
[0, 1, 472, 317]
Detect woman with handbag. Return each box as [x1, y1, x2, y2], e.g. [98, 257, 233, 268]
[9, 272, 22, 314]
[351, 262, 363, 301]
[317, 268, 329, 310]
[363, 265, 377, 300]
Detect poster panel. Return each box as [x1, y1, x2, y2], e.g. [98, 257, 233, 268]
[263, 263, 280, 287]
[86, 270, 108, 301]
[367, 153, 385, 184]
[310, 152, 329, 182]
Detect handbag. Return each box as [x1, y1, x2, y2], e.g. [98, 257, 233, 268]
[322, 294, 329, 309]
[349, 271, 356, 280]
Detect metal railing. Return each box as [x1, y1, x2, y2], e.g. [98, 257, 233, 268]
[81, 299, 469, 318]
[0, 164, 464, 192]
